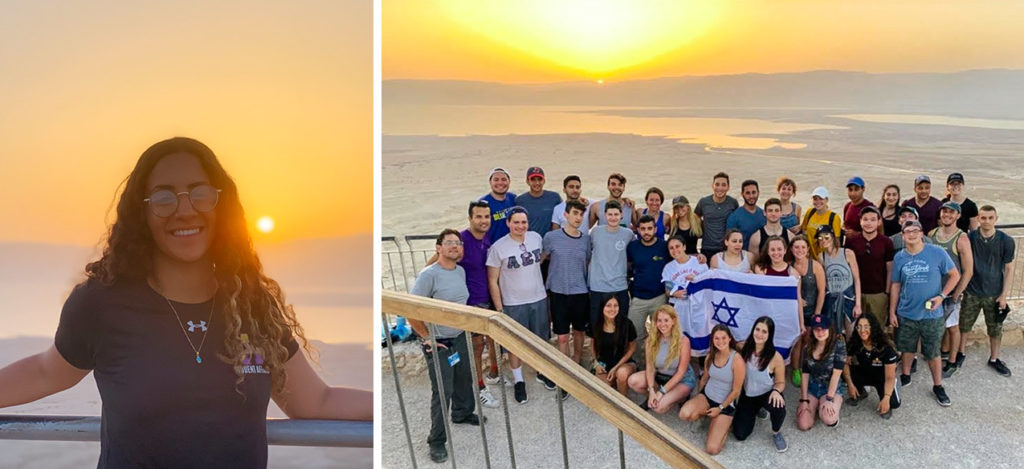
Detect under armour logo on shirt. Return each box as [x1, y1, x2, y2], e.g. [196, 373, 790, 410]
[187, 320, 208, 332]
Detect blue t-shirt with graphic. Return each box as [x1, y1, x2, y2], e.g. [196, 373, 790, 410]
[627, 238, 670, 299]
[891, 244, 956, 320]
[481, 192, 517, 243]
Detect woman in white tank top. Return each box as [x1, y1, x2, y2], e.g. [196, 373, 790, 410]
[709, 229, 754, 273]
[679, 325, 746, 455]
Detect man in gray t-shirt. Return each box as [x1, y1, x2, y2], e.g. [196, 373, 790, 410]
[695, 172, 739, 258]
[408, 229, 480, 463]
[588, 201, 636, 327]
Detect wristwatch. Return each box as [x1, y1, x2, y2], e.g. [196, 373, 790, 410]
[825, 395, 834, 402]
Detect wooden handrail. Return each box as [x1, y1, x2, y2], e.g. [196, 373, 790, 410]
[382, 290, 724, 469]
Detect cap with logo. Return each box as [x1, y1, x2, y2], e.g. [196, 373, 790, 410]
[914, 175, 931, 186]
[815, 224, 836, 238]
[810, 314, 831, 330]
[947, 172, 965, 184]
[526, 166, 545, 181]
[897, 206, 919, 218]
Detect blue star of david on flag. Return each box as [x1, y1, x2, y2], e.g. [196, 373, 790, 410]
[711, 297, 740, 327]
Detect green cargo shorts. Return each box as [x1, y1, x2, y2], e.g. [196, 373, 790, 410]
[896, 317, 944, 359]
[959, 293, 1003, 339]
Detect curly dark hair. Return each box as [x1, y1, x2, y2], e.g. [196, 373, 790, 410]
[847, 313, 894, 353]
[85, 137, 309, 395]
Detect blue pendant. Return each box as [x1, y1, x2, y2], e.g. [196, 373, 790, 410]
[196, 355, 202, 364]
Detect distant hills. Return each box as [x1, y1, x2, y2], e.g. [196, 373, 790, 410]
[385, 69, 1024, 119]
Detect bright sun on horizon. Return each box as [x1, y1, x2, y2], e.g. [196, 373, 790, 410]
[256, 216, 275, 234]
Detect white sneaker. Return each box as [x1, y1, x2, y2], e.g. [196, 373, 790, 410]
[484, 373, 502, 385]
[479, 388, 500, 408]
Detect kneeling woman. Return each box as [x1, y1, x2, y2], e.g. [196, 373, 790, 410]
[679, 325, 745, 455]
[797, 314, 847, 430]
[733, 317, 788, 452]
[590, 294, 638, 396]
[627, 305, 696, 414]
[844, 313, 901, 419]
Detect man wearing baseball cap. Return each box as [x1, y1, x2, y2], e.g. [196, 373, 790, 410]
[481, 167, 517, 243]
[517, 166, 562, 238]
[901, 175, 942, 234]
[843, 176, 875, 238]
[890, 206, 934, 252]
[889, 219, 960, 406]
[941, 172, 979, 233]
[928, 201, 973, 378]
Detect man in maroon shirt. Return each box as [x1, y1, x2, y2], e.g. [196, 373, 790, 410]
[902, 175, 943, 234]
[845, 206, 894, 328]
[843, 176, 875, 239]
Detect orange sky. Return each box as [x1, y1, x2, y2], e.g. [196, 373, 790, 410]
[0, 1, 371, 245]
[384, 0, 1024, 83]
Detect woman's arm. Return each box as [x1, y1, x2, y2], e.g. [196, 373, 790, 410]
[846, 249, 862, 316]
[272, 351, 372, 421]
[813, 261, 827, 316]
[0, 344, 89, 409]
[722, 354, 746, 408]
[590, 334, 604, 373]
[614, 340, 636, 370]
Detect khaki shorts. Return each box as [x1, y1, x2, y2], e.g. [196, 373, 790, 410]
[860, 293, 889, 327]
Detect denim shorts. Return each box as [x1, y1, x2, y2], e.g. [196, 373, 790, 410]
[654, 366, 698, 391]
[808, 378, 847, 399]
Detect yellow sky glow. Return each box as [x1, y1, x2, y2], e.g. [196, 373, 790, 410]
[0, 1, 371, 245]
[385, 0, 1024, 83]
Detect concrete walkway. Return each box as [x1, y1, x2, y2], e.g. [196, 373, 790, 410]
[382, 344, 1023, 468]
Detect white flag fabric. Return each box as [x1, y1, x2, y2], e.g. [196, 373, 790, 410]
[685, 269, 801, 360]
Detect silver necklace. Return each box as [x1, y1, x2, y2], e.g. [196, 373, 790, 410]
[164, 295, 216, 364]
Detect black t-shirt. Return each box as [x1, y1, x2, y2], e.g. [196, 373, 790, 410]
[590, 321, 637, 366]
[55, 278, 299, 469]
[848, 341, 899, 379]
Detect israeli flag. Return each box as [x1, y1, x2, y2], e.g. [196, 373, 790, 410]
[685, 269, 801, 361]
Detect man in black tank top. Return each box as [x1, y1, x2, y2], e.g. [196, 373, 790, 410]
[749, 198, 790, 253]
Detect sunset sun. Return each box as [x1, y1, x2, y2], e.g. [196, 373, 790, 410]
[256, 216, 275, 234]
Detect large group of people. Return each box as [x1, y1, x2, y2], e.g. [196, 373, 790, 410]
[407, 166, 1015, 462]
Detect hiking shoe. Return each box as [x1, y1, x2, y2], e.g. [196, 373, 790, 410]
[911, 357, 918, 374]
[453, 414, 485, 426]
[954, 352, 966, 368]
[791, 369, 802, 387]
[941, 361, 959, 379]
[514, 381, 528, 404]
[484, 373, 502, 385]
[773, 432, 788, 453]
[933, 385, 951, 407]
[429, 444, 448, 463]
[989, 359, 1012, 377]
[900, 374, 911, 386]
[758, 408, 769, 419]
[536, 373, 557, 390]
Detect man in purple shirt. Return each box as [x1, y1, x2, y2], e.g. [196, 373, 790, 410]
[459, 200, 502, 408]
[902, 175, 942, 234]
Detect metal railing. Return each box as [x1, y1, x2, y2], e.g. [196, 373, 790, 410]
[383, 227, 1024, 300]
[0, 415, 372, 447]
[382, 290, 723, 469]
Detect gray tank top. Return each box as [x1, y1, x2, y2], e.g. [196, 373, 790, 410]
[596, 199, 633, 229]
[930, 228, 963, 273]
[822, 248, 854, 293]
[799, 258, 818, 316]
[744, 355, 775, 396]
[705, 350, 736, 403]
[715, 251, 751, 273]
[654, 339, 680, 376]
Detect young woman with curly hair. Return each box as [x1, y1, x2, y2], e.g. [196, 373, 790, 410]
[0, 137, 371, 468]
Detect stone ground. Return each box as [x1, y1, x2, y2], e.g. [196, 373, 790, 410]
[382, 341, 1024, 469]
